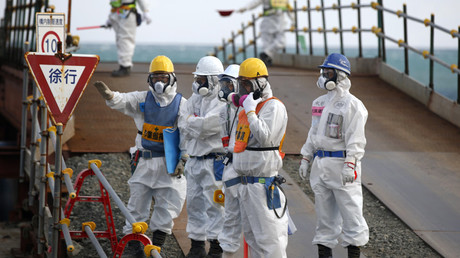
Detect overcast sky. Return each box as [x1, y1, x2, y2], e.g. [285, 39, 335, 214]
[1, 0, 459, 48]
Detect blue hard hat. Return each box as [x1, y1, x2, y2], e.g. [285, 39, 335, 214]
[318, 53, 351, 75]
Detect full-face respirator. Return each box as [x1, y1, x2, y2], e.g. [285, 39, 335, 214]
[148, 73, 176, 94]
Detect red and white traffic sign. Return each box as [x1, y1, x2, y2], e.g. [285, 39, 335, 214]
[25, 52, 100, 125]
[36, 13, 66, 53]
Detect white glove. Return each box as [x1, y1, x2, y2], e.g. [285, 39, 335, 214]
[242, 92, 262, 114]
[93, 81, 114, 100]
[299, 156, 311, 180]
[143, 12, 152, 25]
[173, 154, 189, 176]
[342, 161, 356, 185]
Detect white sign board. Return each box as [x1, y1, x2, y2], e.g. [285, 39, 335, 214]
[36, 13, 66, 53]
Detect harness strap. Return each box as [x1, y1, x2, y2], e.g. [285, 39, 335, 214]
[224, 176, 274, 188]
[245, 146, 280, 151]
[314, 150, 346, 158]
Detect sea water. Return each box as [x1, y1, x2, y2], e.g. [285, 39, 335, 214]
[76, 42, 458, 101]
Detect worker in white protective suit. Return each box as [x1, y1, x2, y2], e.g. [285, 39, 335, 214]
[107, 0, 151, 77]
[223, 57, 289, 258]
[238, 0, 293, 66]
[93, 56, 187, 257]
[299, 53, 369, 258]
[178, 56, 226, 258]
[214, 65, 245, 255]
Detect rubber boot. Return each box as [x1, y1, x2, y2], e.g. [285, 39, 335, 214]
[185, 239, 206, 258]
[126, 241, 145, 258]
[318, 244, 332, 258]
[206, 239, 223, 258]
[259, 52, 273, 67]
[111, 65, 131, 77]
[347, 245, 360, 258]
[152, 230, 167, 247]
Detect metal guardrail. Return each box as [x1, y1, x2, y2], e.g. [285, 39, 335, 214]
[212, 0, 460, 104]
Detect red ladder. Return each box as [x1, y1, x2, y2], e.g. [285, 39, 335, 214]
[63, 168, 118, 252]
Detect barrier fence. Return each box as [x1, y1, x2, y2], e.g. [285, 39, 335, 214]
[212, 0, 460, 103]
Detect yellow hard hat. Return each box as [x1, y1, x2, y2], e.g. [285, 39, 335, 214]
[149, 55, 174, 73]
[239, 58, 268, 78]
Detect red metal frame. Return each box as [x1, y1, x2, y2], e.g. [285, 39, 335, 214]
[63, 169, 118, 252]
[113, 233, 152, 257]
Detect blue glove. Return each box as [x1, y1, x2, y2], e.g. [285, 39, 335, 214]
[242, 92, 262, 114]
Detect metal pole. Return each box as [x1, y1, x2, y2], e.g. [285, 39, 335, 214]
[357, 0, 362, 57]
[51, 123, 64, 258]
[20, 41, 30, 180]
[338, 0, 344, 54]
[90, 162, 136, 224]
[231, 31, 236, 64]
[320, 0, 328, 56]
[252, 14, 257, 58]
[457, 25, 460, 104]
[28, 81, 39, 206]
[84, 225, 108, 258]
[403, 4, 409, 75]
[242, 23, 247, 60]
[222, 39, 227, 64]
[378, 0, 386, 62]
[294, 0, 299, 54]
[307, 0, 313, 55]
[429, 14, 434, 89]
[37, 98, 48, 255]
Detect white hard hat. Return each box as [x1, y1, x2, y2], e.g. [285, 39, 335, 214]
[193, 56, 224, 76]
[219, 64, 240, 79]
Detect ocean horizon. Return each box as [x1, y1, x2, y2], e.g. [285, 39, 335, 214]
[76, 42, 458, 101]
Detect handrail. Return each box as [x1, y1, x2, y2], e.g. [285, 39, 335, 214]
[212, 0, 460, 103]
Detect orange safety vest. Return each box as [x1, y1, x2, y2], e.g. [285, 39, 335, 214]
[234, 97, 286, 159]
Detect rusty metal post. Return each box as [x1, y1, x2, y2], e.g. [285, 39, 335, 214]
[37, 98, 48, 255]
[20, 41, 30, 180]
[51, 123, 64, 258]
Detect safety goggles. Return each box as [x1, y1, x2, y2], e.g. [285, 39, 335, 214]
[149, 73, 170, 84]
[194, 75, 208, 86]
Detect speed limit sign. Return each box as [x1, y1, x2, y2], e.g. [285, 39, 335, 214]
[36, 13, 66, 53]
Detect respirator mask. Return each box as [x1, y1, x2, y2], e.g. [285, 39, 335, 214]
[316, 68, 337, 91]
[218, 77, 238, 103]
[232, 77, 267, 107]
[148, 73, 175, 94]
[193, 75, 210, 96]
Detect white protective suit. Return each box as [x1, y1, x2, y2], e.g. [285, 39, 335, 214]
[241, 0, 290, 58]
[105, 82, 187, 235]
[178, 81, 226, 241]
[300, 76, 369, 248]
[108, 0, 148, 68]
[231, 83, 289, 258]
[217, 103, 242, 253]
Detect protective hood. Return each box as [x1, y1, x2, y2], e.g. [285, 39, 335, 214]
[150, 81, 178, 106]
